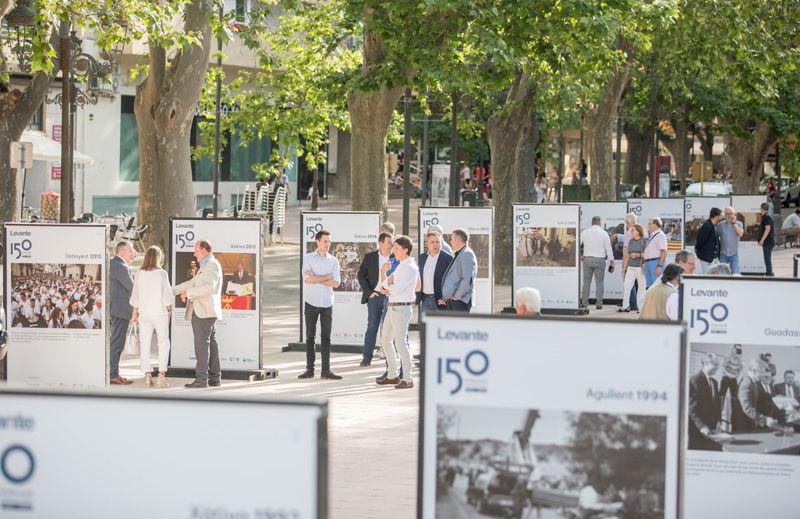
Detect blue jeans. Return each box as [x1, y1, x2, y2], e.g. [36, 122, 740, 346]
[763, 243, 774, 276]
[643, 260, 659, 288]
[419, 294, 439, 318]
[719, 253, 740, 274]
[362, 294, 387, 361]
[446, 299, 471, 312]
[628, 280, 639, 310]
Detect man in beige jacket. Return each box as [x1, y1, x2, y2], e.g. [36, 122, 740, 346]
[173, 239, 223, 388]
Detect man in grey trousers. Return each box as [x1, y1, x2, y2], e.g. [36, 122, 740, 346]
[580, 216, 615, 310]
[109, 241, 136, 385]
[173, 239, 224, 388]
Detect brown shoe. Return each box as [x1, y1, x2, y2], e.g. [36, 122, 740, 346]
[395, 380, 414, 389]
[121, 377, 134, 385]
[377, 376, 400, 385]
[110, 377, 129, 385]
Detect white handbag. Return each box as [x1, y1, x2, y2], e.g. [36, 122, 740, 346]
[123, 323, 140, 355]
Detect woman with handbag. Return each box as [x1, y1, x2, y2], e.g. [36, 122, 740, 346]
[130, 245, 173, 387]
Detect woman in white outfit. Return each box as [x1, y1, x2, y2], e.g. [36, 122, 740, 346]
[130, 246, 173, 387]
[620, 224, 648, 313]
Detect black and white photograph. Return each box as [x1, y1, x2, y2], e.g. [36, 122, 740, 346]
[306, 241, 374, 292]
[9, 263, 103, 330]
[688, 343, 800, 454]
[435, 405, 667, 519]
[515, 227, 577, 268]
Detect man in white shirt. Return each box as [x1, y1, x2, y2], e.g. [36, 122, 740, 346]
[580, 216, 615, 309]
[782, 208, 800, 243]
[376, 235, 419, 389]
[642, 217, 668, 287]
[416, 232, 453, 315]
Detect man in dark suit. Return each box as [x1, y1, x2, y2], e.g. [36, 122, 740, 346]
[774, 370, 800, 407]
[694, 207, 721, 273]
[357, 232, 393, 366]
[417, 231, 453, 316]
[688, 354, 722, 450]
[225, 263, 253, 294]
[736, 358, 785, 432]
[109, 241, 136, 385]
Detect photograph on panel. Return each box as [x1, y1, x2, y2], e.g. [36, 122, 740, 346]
[435, 405, 667, 519]
[515, 227, 577, 268]
[661, 218, 684, 253]
[9, 263, 103, 329]
[306, 241, 375, 292]
[738, 210, 764, 242]
[685, 216, 704, 247]
[174, 251, 258, 310]
[688, 343, 800, 454]
[439, 232, 490, 278]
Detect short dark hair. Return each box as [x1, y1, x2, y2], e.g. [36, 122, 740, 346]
[394, 235, 413, 255]
[378, 232, 392, 244]
[591, 216, 601, 225]
[661, 263, 683, 283]
[197, 239, 212, 253]
[452, 228, 469, 243]
[710, 207, 722, 218]
[785, 370, 795, 377]
[315, 229, 330, 241]
[761, 202, 769, 211]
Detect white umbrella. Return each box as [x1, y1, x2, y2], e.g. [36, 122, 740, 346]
[20, 129, 94, 165]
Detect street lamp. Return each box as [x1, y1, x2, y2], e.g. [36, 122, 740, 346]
[3, 0, 36, 73]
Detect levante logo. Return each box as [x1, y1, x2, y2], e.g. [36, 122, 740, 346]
[174, 224, 196, 249]
[8, 230, 32, 260]
[436, 330, 489, 395]
[689, 288, 729, 336]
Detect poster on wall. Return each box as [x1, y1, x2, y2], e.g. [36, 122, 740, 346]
[170, 218, 262, 371]
[578, 201, 627, 302]
[680, 276, 800, 518]
[730, 194, 767, 274]
[684, 196, 731, 250]
[299, 211, 380, 346]
[419, 314, 684, 519]
[512, 204, 580, 310]
[418, 207, 493, 315]
[4, 224, 107, 387]
[627, 198, 685, 263]
[431, 164, 451, 207]
[0, 389, 327, 518]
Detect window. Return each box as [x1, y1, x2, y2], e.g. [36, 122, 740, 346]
[119, 96, 140, 181]
[92, 196, 139, 215]
[196, 195, 214, 210]
[230, 130, 271, 182]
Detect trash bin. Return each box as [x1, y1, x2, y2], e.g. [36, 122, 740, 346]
[40, 191, 60, 221]
[461, 189, 477, 207]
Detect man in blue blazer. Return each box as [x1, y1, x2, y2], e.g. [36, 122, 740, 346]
[416, 231, 453, 316]
[439, 228, 477, 312]
[109, 241, 136, 385]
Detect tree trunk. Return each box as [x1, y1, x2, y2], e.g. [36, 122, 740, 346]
[135, 0, 212, 250]
[516, 113, 540, 203]
[659, 111, 690, 194]
[697, 125, 714, 161]
[348, 87, 402, 220]
[623, 122, 650, 187]
[725, 121, 775, 195]
[486, 71, 536, 285]
[585, 38, 634, 201]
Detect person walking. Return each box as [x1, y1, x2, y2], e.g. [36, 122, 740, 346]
[172, 239, 224, 388]
[109, 241, 136, 385]
[356, 232, 393, 367]
[375, 235, 419, 389]
[757, 202, 775, 276]
[717, 206, 744, 274]
[642, 218, 668, 288]
[439, 229, 477, 312]
[621, 213, 640, 311]
[417, 231, 453, 316]
[298, 229, 342, 380]
[130, 246, 173, 388]
[694, 207, 721, 273]
[639, 264, 683, 321]
[620, 224, 647, 313]
[580, 216, 615, 309]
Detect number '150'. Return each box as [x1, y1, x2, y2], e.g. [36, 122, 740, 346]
[437, 350, 489, 395]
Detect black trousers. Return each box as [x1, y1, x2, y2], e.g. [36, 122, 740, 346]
[763, 242, 774, 276]
[305, 303, 332, 371]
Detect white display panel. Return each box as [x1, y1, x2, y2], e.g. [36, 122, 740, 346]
[0, 389, 326, 518]
[684, 197, 731, 251]
[578, 201, 627, 301]
[794, 254, 799, 278]
[431, 164, 450, 207]
[730, 195, 768, 274]
[680, 276, 800, 518]
[419, 314, 685, 519]
[300, 212, 380, 345]
[418, 207, 494, 314]
[170, 218, 262, 370]
[512, 204, 580, 309]
[4, 224, 107, 388]
[627, 198, 685, 264]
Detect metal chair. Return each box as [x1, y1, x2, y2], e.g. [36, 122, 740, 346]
[271, 186, 287, 244]
[238, 185, 259, 218]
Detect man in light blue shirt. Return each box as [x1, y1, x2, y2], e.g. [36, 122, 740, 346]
[717, 206, 744, 274]
[299, 229, 342, 380]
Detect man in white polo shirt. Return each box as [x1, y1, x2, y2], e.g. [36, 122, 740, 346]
[642, 217, 668, 288]
[580, 216, 615, 310]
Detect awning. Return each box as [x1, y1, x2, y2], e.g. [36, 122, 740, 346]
[20, 130, 94, 165]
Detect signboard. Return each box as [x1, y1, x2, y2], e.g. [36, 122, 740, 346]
[418, 207, 494, 314]
[680, 276, 800, 517]
[431, 164, 450, 207]
[578, 201, 627, 302]
[51, 163, 60, 180]
[169, 218, 262, 371]
[0, 389, 327, 518]
[730, 195, 767, 274]
[300, 211, 380, 346]
[3, 224, 107, 388]
[419, 314, 685, 519]
[512, 204, 580, 310]
[684, 196, 731, 251]
[627, 198, 685, 263]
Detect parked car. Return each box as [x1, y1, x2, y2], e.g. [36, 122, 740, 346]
[759, 177, 800, 206]
[685, 181, 733, 197]
[618, 183, 646, 199]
